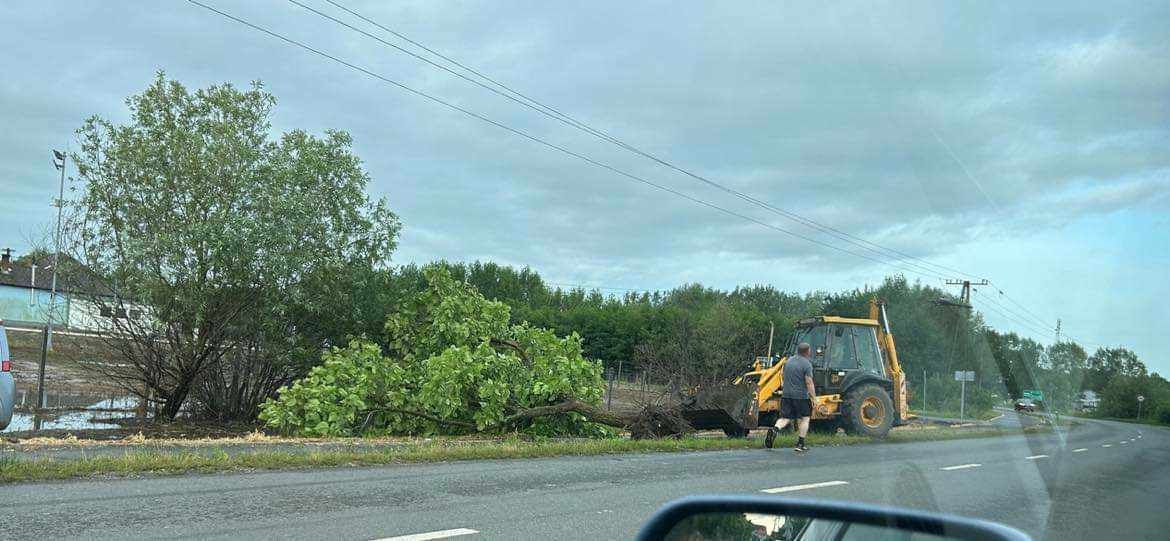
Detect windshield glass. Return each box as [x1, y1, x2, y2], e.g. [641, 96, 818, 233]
[788, 325, 829, 359]
[1, 2, 1165, 540]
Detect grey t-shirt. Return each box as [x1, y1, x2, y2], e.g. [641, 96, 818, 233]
[782, 354, 815, 399]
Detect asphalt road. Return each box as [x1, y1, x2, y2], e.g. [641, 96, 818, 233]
[1, 415, 1165, 540]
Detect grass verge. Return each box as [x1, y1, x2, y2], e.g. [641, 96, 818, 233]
[909, 408, 999, 421]
[0, 426, 1042, 484]
[1068, 414, 1168, 428]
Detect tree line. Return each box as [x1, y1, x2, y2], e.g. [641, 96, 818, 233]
[55, 74, 1161, 426]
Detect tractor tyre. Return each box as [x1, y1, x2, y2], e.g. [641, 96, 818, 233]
[842, 383, 895, 438]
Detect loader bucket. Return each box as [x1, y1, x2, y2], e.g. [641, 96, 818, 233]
[680, 407, 744, 431]
[678, 382, 757, 437]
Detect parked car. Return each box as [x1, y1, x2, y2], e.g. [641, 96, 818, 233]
[0, 319, 13, 430]
[1014, 398, 1036, 412]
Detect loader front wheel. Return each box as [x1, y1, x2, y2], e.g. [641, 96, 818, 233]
[842, 383, 894, 438]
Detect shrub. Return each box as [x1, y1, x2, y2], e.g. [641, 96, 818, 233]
[259, 267, 612, 437]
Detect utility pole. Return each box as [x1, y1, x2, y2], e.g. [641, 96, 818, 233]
[36, 149, 67, 416]
[941, 279, 990, 308]
[1054, 319, 1062, 344]
[960, 377, 967, 421]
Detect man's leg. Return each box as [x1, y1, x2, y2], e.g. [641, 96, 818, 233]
[795, 417, 810, 451]
[766, 417, 791, 448]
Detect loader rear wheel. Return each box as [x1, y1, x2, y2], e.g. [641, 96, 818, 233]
[842, 383, 894, 438]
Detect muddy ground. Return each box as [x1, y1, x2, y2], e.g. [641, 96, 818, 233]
[5, 327, 124, 400]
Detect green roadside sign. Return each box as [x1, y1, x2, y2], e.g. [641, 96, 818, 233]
[1023, 389, 1044, 401]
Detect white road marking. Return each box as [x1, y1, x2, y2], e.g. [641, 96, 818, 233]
[940, 463, 982, 471]
[1072, 448, 1088, 453]
[761, 480, 849, 493]
[989, 413, 1004, 422]
[1120, 441, 1128, 445]
[1103, 444, 1112, 448]
[1025, 454, 1049, 460]
[372, 528, 478, 541]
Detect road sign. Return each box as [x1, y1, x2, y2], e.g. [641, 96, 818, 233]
[1138, 395, 1145, 402]
[1023, 389, 1044, 401]
[952, 371, 975, 420]
[954, 371, 975, 382]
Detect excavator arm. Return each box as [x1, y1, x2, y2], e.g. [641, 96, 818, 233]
[870, 299, 911, 423]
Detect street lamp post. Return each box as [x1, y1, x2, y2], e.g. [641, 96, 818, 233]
[35, 149, 67, 420]
[1137, 395, 1145, 421]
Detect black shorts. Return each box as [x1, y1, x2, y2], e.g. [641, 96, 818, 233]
[780, 397, 813, 419]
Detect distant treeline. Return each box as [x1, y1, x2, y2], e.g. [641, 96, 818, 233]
[311, 260, 1162, 421]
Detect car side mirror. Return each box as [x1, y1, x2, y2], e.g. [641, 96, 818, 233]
[637, 495, 1030, 541]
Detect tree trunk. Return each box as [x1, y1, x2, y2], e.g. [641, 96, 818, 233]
[158, 378, 193, 420]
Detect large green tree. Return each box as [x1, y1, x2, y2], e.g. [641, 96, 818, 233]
[66, 73, 400, 419]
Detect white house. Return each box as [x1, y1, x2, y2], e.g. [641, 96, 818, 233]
[1078, 390, 1100, 412]
[0, 247, 144, 333]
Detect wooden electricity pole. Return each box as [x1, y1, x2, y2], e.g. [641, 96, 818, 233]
[942, 279, 989, 308]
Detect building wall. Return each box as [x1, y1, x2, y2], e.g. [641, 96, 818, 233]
[68, 297, 135, 331]
[2, 284, 150, 332]
[0, 284, 69, 325]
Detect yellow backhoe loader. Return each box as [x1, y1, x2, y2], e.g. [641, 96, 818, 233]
[680, 299, 912, 438]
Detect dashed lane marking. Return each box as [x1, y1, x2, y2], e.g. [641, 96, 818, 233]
[1025, 454, 1049, 460]
[1072, 448, 1088, 453]
[940, 464, 982, 471]
[372, 528, 479, 541]
[761, 480, 849, 493]
[1103, 444, 1112, 448]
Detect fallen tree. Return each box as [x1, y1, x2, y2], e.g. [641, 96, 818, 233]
[259, 267, 693, 438]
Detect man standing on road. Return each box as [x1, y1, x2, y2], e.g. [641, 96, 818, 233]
[765, 342, 816, 452]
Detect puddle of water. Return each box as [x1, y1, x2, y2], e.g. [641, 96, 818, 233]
[3, 395, 138, 432]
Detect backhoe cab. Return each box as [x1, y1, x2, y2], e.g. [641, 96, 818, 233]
[683, 299, 911, 438]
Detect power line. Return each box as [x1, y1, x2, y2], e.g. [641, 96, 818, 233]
[547, 282, 646, 293]
[983, 284, 1109, 352]
[185, 0, 948, 281]
[297, 0, 969, 281]
[986, 282, 1055, 330]
[190, 1, 1117, 355]
[972, 287, 1053, 333]
[970, 291, 1106, 356]
[970, 294, 1049, 338]
[970, 289, 1054, 337]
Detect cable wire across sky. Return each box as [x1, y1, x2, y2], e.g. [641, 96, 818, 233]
[291, 0, 981, 283]
[184, 0, 1113, 352]
[185, 0, 958, 283]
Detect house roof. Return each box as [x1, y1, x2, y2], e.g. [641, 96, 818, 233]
[0, 252, 108, 296]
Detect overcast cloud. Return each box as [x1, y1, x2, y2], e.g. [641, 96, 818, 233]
[2, 1, 1168, 371]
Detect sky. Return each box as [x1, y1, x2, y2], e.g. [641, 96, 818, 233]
[1, 1, 1167, 372]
